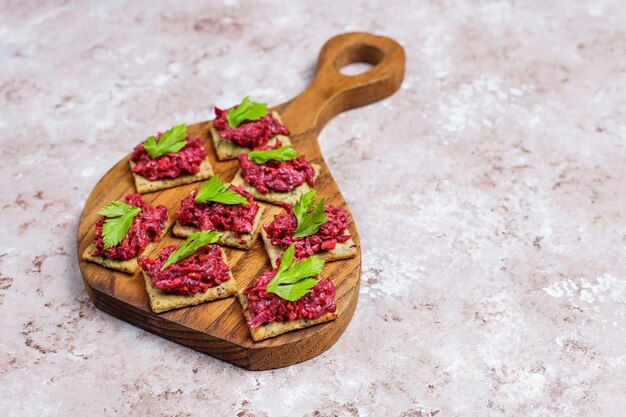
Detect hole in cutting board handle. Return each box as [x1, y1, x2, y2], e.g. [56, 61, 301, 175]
[339, 62, 375, 76]
[332, 43, 385, 77]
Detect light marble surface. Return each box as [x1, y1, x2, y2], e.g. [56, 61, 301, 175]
[1, 1, 625, 416]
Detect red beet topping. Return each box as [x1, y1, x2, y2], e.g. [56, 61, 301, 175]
[264, 203, 351, 260]
[177, 185, 259, 237]
[238, 151, 315, 194]
[213, 106, 289, 149]
[130, 135, 207, 181]
[138, 245, 230, 295]
[92, 194, 168, 261]
[243, 269, 336, 329]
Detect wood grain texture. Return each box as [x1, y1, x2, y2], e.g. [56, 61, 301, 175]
[76, 32, 405, 370]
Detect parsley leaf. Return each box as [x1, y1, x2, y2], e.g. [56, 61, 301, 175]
[98, 201, 142, 249]
[98, 200, 135, 217]
[247, 146, 299, 164]
[226, 96, 268, 128]
[265, 244, 325, 301]
[161, 230, 222, 271]
[269, 277, 319, 302]
[194, 174, 249, 205]
[142, 124, 188, 159]
[292, 191, 328, 239]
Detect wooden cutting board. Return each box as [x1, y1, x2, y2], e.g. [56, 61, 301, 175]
[76, 32, 405, 370]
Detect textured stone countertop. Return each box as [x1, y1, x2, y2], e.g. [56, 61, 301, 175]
[1, 1, 625, 416]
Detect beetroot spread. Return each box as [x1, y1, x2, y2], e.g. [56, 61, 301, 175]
[92, 194, 168, 261]
[177, 185, 259, 237]
[243, 269, 336, 329]
[264, 203, 351, 260]
[238, 152, 315, 194]
[213, 107, 289, 149]
[130, 135, 207, 181]
[138, 245, 230, 295]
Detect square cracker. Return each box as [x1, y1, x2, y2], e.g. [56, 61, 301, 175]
[142, 249, 237, 313]
[230, 164, 321, 206]
[172, 206, 264, 249]
[237, 293, 338, 342]
[130, 158, 214, 194]
[81, 217, 173, 274]
[260, 228, 357, 269]
[210, 111, 292, 161]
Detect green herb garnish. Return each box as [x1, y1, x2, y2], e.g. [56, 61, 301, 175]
[247, 146, 299, 164]
[194, 174, 249, 205]
[142, 124, 188, 159]
[226, 96, 268, 128]
[161, 230, 222, 271]
[265, 244, 325, 301]
[292, 190, 328, 238]
[98, 201, 142, 249]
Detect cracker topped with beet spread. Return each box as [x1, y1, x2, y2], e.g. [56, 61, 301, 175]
[238, 244, 337, 341]
[172, 174, 264, 249]
[129, 124, 213, 194]
[81, 194, 172, 274]
[260, 190, 357, 268]
[230, 143, 321, 205]
[138, 230, 237, 313]
[210, 96, 292, 161]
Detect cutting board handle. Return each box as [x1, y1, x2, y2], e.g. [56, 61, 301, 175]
[282, 32, 405, 134]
